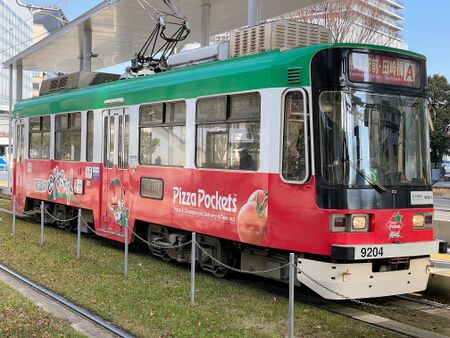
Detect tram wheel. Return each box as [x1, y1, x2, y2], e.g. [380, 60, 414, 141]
[211, 267, 228, 278]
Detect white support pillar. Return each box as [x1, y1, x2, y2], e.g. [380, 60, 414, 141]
[7, 64, 13, 190]
[82, 28, 92, 71]
[16, 64, 23, 101]
[248, 0, 261, 27]
[200, 3, 211, 47]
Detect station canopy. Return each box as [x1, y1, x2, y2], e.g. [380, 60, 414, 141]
[3, 0, 324, 73]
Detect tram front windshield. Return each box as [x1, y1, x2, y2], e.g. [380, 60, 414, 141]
[319, 91, 431, 187]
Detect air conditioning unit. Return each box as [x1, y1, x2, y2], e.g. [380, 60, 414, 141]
[39, 71, 120, 96]
[230, 19, 332, 57]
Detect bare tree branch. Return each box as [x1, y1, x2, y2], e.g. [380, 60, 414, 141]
[286, 0, 399, 46]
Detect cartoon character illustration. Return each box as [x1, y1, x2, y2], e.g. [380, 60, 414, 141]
[237, 189, 268, 245]
[108, 177, 129, 227]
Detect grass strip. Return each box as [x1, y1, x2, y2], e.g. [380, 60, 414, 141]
[0, 198, 11, 210]
[0, 279, 85, 337]
[0, 212, 393, 337]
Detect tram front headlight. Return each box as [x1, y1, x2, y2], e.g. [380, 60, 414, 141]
[330, 214, 369, 232]
[413, 213, 433, 229]
[413, 214, 425, 228]
[351, 215, 368, 231]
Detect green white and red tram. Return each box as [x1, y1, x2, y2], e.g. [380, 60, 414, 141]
[12, 42, 447, 299]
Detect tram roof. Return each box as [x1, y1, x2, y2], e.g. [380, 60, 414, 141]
[14, 44, 321, 117]
[14, 42, 424, 119]
[3, 0, 324, 73]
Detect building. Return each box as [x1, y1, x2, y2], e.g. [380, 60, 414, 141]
[0, 1, 33, 185]
[0, 0, 33, 111]
[288, 0, 405, 49]
[32, 9, 67, 97]
[184, 0, 405, 52]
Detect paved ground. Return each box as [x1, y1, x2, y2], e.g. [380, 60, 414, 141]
[434, 181, 450, 188]
[434, 198, 450, 211]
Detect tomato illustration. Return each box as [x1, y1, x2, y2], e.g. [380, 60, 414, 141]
[237, 189, 268, 245]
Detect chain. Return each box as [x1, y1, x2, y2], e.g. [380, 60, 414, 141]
[9, 197, 35, 216]
[132, 230, 192, 249]
[13, 205, 35, 216]
[195, 242, 291, 275]
[43, 208, 78, 222]
[298, 268, 450, 310]
[80, 217, 100, 236]
[80, 216, 125, 237]
[6, 200, 450, 311]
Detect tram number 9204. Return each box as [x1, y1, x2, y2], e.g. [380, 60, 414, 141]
[360, 246, 384, 258]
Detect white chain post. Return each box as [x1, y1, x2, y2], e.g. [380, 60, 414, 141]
[288, 253, 295, 338]
[40, 201, 44, 246]
[124, 223, 128, 277]
[77, 209, 81, 259]
[190, 232, 196, 305]
[12, 195, 16, 234]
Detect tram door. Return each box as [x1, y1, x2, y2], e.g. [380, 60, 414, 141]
[14, 120, 25, 200]
[101, 109, 130, 235]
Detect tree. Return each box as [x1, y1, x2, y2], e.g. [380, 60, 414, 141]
[427, 75, 450, 165]
[286, 0, 396, 46]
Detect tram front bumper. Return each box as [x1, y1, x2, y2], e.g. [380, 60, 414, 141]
[331, 240, 447, 261]
[297, 257, 430, 300]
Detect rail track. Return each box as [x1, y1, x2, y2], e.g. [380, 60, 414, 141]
[0, 202, 449, 337]
[295, 293, 450, 338]
[0, 262, 134, 338]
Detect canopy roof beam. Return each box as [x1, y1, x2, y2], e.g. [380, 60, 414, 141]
[3, 0, 325, 73]
[248, 0, 261, 27]
[82, 27, 93, 71]
[7, 65, 13, 190]
[200, 2, 211, 47]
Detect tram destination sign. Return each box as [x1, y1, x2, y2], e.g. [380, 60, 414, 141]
[348, 52, 421, 88]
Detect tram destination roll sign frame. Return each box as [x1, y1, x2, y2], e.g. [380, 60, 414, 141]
[348, 52, 421, 88]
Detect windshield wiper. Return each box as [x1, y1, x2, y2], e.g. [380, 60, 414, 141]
[344, 159, 389, 193]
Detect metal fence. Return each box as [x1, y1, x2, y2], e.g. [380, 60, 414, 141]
[8, 197, 450, 336]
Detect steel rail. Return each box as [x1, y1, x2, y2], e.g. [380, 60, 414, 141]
[0, 263, 134, 338]
[0, 201, 448, 337]
[394, 294, 450, 309]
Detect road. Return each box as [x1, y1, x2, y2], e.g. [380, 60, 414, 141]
[0, 170, 7, 188]
[434, 198, 450, 222]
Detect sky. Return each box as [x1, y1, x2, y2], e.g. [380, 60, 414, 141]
[26, 0, 450, 79]
[403, 0, 450, 79]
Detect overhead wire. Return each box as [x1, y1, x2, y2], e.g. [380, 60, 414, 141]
[0, 28, 52, 58]
[0, 0, 69, 59]
[0, 0, 67, 37]
[0, 16, 34, 38]
[135, 0, 158, 24]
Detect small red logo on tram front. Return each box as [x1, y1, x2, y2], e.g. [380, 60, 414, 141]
[386, 211, 404, 239]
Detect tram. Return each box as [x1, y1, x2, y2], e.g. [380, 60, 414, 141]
[12, 42, 447, 299]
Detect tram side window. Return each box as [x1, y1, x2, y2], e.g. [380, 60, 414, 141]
[55, 112, 81, 161]
[118, 114, 129, 169]
[196, 93, 260, 170]
[15, 121, 24, 162]
[29, 116, 50, 159]
[139, 101, 186, 166]
[86, 111, 94, 162]
[281, 91, 307, 181]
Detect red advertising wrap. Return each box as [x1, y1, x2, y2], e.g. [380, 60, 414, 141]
[348, 52, 421, 88]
